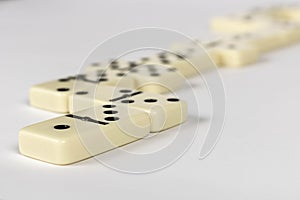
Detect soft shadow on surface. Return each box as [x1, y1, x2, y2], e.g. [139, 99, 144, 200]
[11, 144, 19, 154]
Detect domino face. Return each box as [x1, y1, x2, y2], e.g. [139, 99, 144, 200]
[128, 64, 185, 94]
[69, 85, 188, 132]
[30, 72, 135, 113]
[19, 104, 151, 165]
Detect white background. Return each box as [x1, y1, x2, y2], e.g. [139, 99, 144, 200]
[1, 0, 300, 199]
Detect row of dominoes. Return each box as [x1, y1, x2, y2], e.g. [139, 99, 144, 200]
[19, 4, 300, 165]
[212, 4, 300, 34]
[208, 4, 300, 66]
[22, 49, 202, 164]
[170, 5, 300, 68]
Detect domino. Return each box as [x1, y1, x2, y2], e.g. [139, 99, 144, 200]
[203, 39, 260, 67]
[69, 85, 188, 132]
[171, 38, 223, 66]
[227, 23, 300, 53]
[19, 104, 151, 165]
[30, 72, 135, 113]
[211, 12, 274, 34]
[127, 64, 185, 94]
[270, 5, 300, 22]
[228, 32, 273, 53]
[210, 6, 300, 48]
[273, 21, 300, 44]
[139, 50, 213, 78]
[227, 31, 284, 53]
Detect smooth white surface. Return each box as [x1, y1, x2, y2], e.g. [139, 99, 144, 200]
[1, 0, 300, 199]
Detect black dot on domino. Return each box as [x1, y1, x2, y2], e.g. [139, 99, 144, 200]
[227, 44, 236, 49]
[58, 78, 70, 82]
[103, 104, 116, 108]
[141, 57, 150, 62]
[129, 62, 137, 68]
[147, 65, 157, 72]
[144, 98, 157, 103]
[243, 15, 253, 21]
[168, 68, 177, 72]
[91, 62, 101, 67]
[105, 117, 120, 121]
[158, 53, 166, 59]
[167, 98, 180, 102]
[54, 124, 70, 130]
[57, 88, 70, 92]
[75, 91, 88, 95]
[117, 73, 125, 77]
[150, 73, 160, 77]
[103, 110, 118, 114]
[161, 59, 170, 64]
[111, 64, 119, 69]
[99, 78, 108, 82]
[119, 89, 132, 93]
[121, 100, 134, 104]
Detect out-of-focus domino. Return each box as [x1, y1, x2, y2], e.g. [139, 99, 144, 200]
[211, 12, 274, 34]
[227, 31, 285, 53]
[270, 5, 300, 22]
[139, 50, 213, 78]
[203, 39, 260, 67]
[127, 64, 185, 94]
[29, 72, 135, 113]
[19, 105, 151, 165]
[273, 21, 300, 44]
[226, 23, 300, 53]
[170, 38, 222, 66]
[69, 85, 188, 132]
